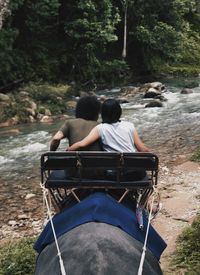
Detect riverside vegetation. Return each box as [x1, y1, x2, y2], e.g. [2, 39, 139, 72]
[0, 0, 200, 88]
[0, 83, 74, 126]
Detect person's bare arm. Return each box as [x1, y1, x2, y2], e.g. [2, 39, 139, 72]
[133, 130, 150, 152]
[50, 131, 64, 151]
[67, 127, 100, 151]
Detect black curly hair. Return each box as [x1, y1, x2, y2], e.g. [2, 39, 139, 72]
[75, 96, 101, 121]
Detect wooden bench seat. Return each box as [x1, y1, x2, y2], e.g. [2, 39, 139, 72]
[41, 151, 159, 210]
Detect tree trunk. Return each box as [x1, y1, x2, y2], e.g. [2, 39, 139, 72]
[122, 2, 127, 60]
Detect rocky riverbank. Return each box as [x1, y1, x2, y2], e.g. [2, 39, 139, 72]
[0, 80, 198, 130]
[153, 160, 200, 273]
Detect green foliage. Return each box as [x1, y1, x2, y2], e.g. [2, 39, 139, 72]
[191, 147, 200, 162]
[0, 237, 36, 275]
[0, 0, 200, 85]
[0, 94, 32, 123]
[62, 0, 120, 81]
[0, 28, 20, 85]
[171, 214, 200, 273]
[122, 0, 200, 73]
[23, 83, 72, 115]
[155, 63, 200, 76]
[97, 59, 130, 84]
[0, 0, 61, 84]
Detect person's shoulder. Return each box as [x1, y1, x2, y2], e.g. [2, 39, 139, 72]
[120, 120, 134, 128]
[70, 118, 98, 126]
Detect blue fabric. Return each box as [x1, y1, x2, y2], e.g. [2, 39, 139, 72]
[34, 193, 167, 260]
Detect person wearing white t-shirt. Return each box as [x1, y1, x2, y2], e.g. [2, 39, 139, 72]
[68, 98, 150, 153]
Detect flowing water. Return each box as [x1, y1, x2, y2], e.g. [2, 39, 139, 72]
[0, 78, 200, 183]
[0, 77, 200, 228]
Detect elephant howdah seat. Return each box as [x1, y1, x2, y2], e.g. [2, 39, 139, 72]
[41, 151, 159, 210]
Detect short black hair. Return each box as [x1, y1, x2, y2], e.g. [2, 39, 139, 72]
[101, 99, 122, 124]
[75, 96, 101, 121]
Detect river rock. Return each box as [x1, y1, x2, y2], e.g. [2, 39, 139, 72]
[120, 86, 140, 97]
[0, 93, 10, 102]
[29, 115, 36, 123]
[181, 88, 193, 94]
[139, 82, 166, 94]
[18, 214, 28, 220]
[29, 100, 37, 110]
[8, 220, 18, 226]
[0, 121, 10, 127]
[25, 193, 36, 200]
[144, 88, 161, 98]
[19, 91, 29, 97]
[32, 220, 41, 227]
[40, 115, 53, 123]
[0, 129, 21, 136]
[66, 100, 76, 109]
[150, 82, 166, 91]
[79, 91, 90, 97]
[25, 107, 36, 117]
[145, 100, 163, 108]
[9, 116, 20, 125]
[99, 95, 107, 102]
[44, 108, 52, 116]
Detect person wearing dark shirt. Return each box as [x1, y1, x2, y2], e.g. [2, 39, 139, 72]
[50, 96, 102, 151]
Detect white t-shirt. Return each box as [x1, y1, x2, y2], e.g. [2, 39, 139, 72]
[96, 121, 136, 152]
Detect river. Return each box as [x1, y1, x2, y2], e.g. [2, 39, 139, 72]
[0, 77, 200, 230]
[0, 78, 200, 184]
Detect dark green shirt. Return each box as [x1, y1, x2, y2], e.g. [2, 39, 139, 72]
[60, 118, 102, 178]
[60, 118, 102, 151]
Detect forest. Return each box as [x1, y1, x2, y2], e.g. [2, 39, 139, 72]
[0, 0, 200, 87]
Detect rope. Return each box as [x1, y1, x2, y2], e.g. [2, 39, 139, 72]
[137, 189, 155, 275]
[40, 183, 67, 275]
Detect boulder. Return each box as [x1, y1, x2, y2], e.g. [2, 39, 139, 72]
[40, 115, 53, 123]
[19, 91, 29, 97]
[66, 100, 76, 109]
[181, 88, 193, 94]
[144, 88, 161, 98]
[139, 82, 166, 94]
[29, 100, 37, 110]
[145, 100, 163, 108]
[0, 93, 10, 102]
[9, 116, 20, 125]
[25, 107, 36, 117]
[44, 108, 52, 116]
[29, 115, 36, 123]
[120, 87, 140, 97]
[0, 121, 10, 127]
[149, 82, 165, 91]
[0, 129, 21, 135]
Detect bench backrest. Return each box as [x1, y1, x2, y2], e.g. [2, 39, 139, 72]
[41, 151, 158, 184]
[41, 151, 158, 170]
[41, 151, 159, 209]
